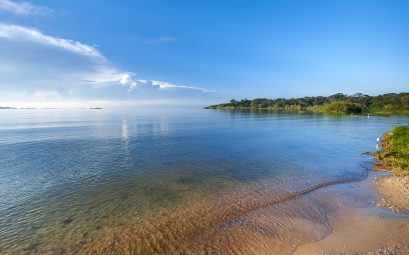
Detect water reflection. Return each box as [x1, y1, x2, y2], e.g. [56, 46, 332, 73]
[121, 119, 129, 141]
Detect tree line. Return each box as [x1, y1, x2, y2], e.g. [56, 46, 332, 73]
[205, 93, 409, 114]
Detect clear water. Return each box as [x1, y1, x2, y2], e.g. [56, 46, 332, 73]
[0, 109, 408, 254]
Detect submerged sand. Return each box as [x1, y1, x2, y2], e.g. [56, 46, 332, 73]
[29, 170, 409, 255]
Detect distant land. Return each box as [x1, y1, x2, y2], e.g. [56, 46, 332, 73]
[206, 93, 409, 115]
[0, 106, 17, 109]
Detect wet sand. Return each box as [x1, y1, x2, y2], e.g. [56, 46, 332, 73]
[376, 175, 409, 213]
[294, 209, 409, 255]
[295, 174, 409, 255]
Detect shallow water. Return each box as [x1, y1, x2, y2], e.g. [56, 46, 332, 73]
[0, 109, 408, 254]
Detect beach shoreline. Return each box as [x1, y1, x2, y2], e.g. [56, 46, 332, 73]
[293, 173, 409, 255]
[295, 127, 409, 254]
[373, 126, 409, 213]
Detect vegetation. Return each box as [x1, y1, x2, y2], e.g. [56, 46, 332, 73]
[205, 93, 409, 115]
[376, 126, 409, 175]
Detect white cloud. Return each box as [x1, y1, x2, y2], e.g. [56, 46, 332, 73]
[0, 24, 129, 87]
[152, 80, 214, 93]
[0, 0, 52, 16]
[119, 73, 132, 85]
[0, 22, 214, 105]
[0, 24, 104, 59]
[78, 67, 130, 84]
[118, 74, 212, 93]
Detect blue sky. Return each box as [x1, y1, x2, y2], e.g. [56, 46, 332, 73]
[0, 0, 408, 108]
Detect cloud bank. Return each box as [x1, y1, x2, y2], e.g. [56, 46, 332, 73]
[119, 74, 213, 93]
[0, 23, 211, 93]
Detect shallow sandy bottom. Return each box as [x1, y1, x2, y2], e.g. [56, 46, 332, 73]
[29, 172, 409, 255]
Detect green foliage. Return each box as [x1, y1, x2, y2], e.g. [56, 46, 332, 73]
[205, 92, 409, 115]
[376, 126, 409, 175]
[324, 102, 363, 114]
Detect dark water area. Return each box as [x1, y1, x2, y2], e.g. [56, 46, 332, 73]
[0, 109, 408, 254]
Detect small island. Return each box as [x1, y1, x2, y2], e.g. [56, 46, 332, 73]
[206, 92, 409, 115]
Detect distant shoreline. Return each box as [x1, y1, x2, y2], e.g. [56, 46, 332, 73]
[206, 92, 409, 115]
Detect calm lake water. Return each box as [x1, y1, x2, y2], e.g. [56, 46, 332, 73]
[0, 109, 408, 254]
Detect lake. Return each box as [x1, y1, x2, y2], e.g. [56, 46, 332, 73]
[0, 109, 408, 254]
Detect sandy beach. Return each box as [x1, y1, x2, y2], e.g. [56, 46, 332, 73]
[376, 175, 409, 213]
[295, 174, 409, 255]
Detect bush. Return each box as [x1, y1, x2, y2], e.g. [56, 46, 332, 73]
[324, 102, 363, 114]
[376, 126, 409, 175]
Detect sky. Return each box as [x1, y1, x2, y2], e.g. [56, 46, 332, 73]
[0, 0, 408, 108]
